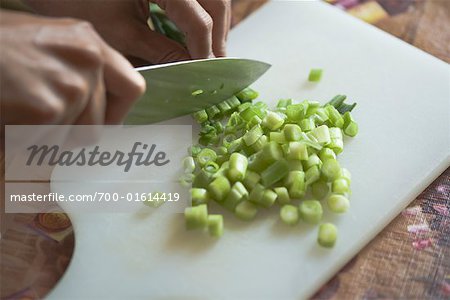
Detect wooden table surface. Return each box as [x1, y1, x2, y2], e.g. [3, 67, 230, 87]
[1, 1, 449, 299]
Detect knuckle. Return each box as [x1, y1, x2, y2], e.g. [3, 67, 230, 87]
[197, 14, 213, 35]
[59, 76, 89, 104]
[34, 100, 64, 124]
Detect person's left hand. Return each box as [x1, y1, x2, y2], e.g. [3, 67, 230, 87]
[24, 0, 231, 64]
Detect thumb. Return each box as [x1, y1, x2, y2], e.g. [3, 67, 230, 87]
[129, 25, 191, 64]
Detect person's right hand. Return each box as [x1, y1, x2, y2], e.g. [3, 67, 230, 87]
[0, 10, 146, 125]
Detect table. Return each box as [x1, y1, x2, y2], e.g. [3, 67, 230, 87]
[1, 1, 449, 299]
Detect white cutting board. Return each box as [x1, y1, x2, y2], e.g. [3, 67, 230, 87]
[48, 1, 449, 299]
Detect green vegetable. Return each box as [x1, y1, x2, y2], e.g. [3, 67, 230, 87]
[185, 204, 208, 230]
[299, 200, 323, 224]
[228, 153, 248, 182]
[261, 160, 289, 187]
[208, 176, 231, 202]
[274, 187, 290, 205]
[235, 201, 258, 221]
[191, 89, 204, 96]
[280, 205, 299, 225]
[191, 188, 209, 206]
[236, 87, 259, 102]
[318, 223, 337, 248]
[207, 215, 223, 237]
[308, 69, 323, 82]
[327, 194, 350, 213]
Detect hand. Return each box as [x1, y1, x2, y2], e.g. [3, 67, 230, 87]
[24, 0, 231, 63]
[0, 10, 145, 125]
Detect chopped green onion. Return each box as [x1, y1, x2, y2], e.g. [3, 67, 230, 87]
[304, 153, 322, 170]
[261, 160, 289, 187]
[286, 103, 307, 122]
[260, 189, 277, 208]
[143, 192, 166, 208]
[308, 69, 323, 82]
[328, 127, 344, 154]
[263, 111, 285, 130]
[277, 99, 292, 109]
[269, 132, 286, 144]
[228, 153, 248, 182]
[299, 117, 315, 132]
[288, 159, 303, 171]
[191, 188, 209, 206]
[299, 200, 323, 224]
[249, 183, 265, 204]
[283, 124, 302, 141]
[326, 95, 346, 108]
[204, 161, 219, 173]
[321, 159, 342, 182]
[191, 89, 204, 96]
[318, 223, 337, 248]
[305, 165, 321, 185]
[235, 201, 258, 221]
[261, 141, 283, 164]
[325, 105, 344, 128]
[247, 152, 268, 172]
[206, 105, 220, 119]
[179, 173, 195, 188]
[280, 205, 299, 225]
[183, 156, 195, 173]
[223, 182, 248, 211]
[247, 115, 263, 129]
[243, 170, 261, 189]
[251, 135, 268, 152]
[225, 96, 241, 109]
[188, 145, 202, 157]
[327, 194, 350, 213]
[274, 187, 290, 205]
[287, 142, 308, 161]
[207, 215, 223, 237]
[343, 112, 359, 137]
[193, 169, 212, 188]
[332, 178, 350, 194]
[197, 148, 217, 166]
[238, 102, 252, 112]
[193, 110, 208, 123]
[208, 176, 231, 202]
[318, 148, 336, 162]
[311, 180, 329, 199]
[236, 87, 258, 102]
[217, 101, 232, 114]
[243, 125, 263, 146]
[312, 125, 331, 145]
[340, 168, 352, 185]
[185, 204, 208, 230]
[285, 170, 306, 199]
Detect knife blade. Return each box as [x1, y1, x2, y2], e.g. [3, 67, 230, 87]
[124, 58, 271, 125]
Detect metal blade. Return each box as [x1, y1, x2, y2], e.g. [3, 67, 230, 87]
[124, 58, 271, 124]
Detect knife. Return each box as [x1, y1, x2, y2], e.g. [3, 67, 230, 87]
[124, 58, 271, 125]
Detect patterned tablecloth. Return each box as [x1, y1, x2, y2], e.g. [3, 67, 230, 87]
[1, 0, 449, 299]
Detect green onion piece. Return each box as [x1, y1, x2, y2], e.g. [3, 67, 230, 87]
[216, 146, 228, 156]
[204, 161, 219, 174]
[261, 141, 283, 164]
[238, 102, 252, 112]
[326, 95, 347, 108]
[179, 173, 195, 188]
[305, 165, 321, 185]
[188, 145, 202, 157]
[277, 99, 292, 109]
[235, 201, 258, 221]
[305, 101, 321, 117]
[207, 215, 223, 237]
[313, 108, 329, 124]
[206, 105, 220, 119]
[191, 188, 209, 206]
[183, 156, 195, 173]
[236, 87, 258, 102]
[243, 125, 263, 146]
[343, 112, 359, 137]
[286, 103, 308, 122]
[191, 89, 204, 96]
[225, 112, 245, 133]
[318, 148, 336, 162]
[197, 148, 217, 166]
[213, 161, 229, 178]
[247, 115, 263, 130]
[269, 132, 286, 144]
[325, 105, 344, 128]
[193, 169, 212, 188]
[287, 142, 308, 161]
[336, 102, 357, 114]
[318, 223, 337, 248]
[285, 170, 306, 199]
[340, 168, 352, 185]
[251, 135, 268, 153]
[260, 189, 277, 208]
[308, 69, 323, 82]
[312, 125, 331, 145]
[227, 138, 242, 154]
[212, 121, 224, 134]
[225, 96, 241, 110]
[208, 176, 231, 202]
[261, 160, 289, 187]
[280, 204, 299, 225]
[299, 200, 323, 224]
[263, 111, 285, 130]
[311, 180, 329, 199]
[321, 159, 342, 182]
[223, 181, 248, 211]
[328, 127, 344, 154]
[332, 178, 350, 194]
[243, 170, 261, 189]
[249, 183, 265, 204]
[228, 153, 248, 182]
[193, 110, 208, 123]
[274, 187, 290, 205]
[185, 204, 208, 230]
[283, 124, 302, 141]
[299, 117, 315, 132]
[247, 152, 268, 172]
[327, 194, 350, 213]
[288, 159, 303, 171]
[143, 192, 166, 208]
[217, 101, 232, 114]
[304, 153, 322, 170]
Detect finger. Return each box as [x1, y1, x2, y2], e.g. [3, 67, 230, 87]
[74, 71, 106, 125]
[127, 23, 191, 64]
[98, 40, 146, 123]
[151, 0, 214, 59]
[198, 0, 230, 57]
